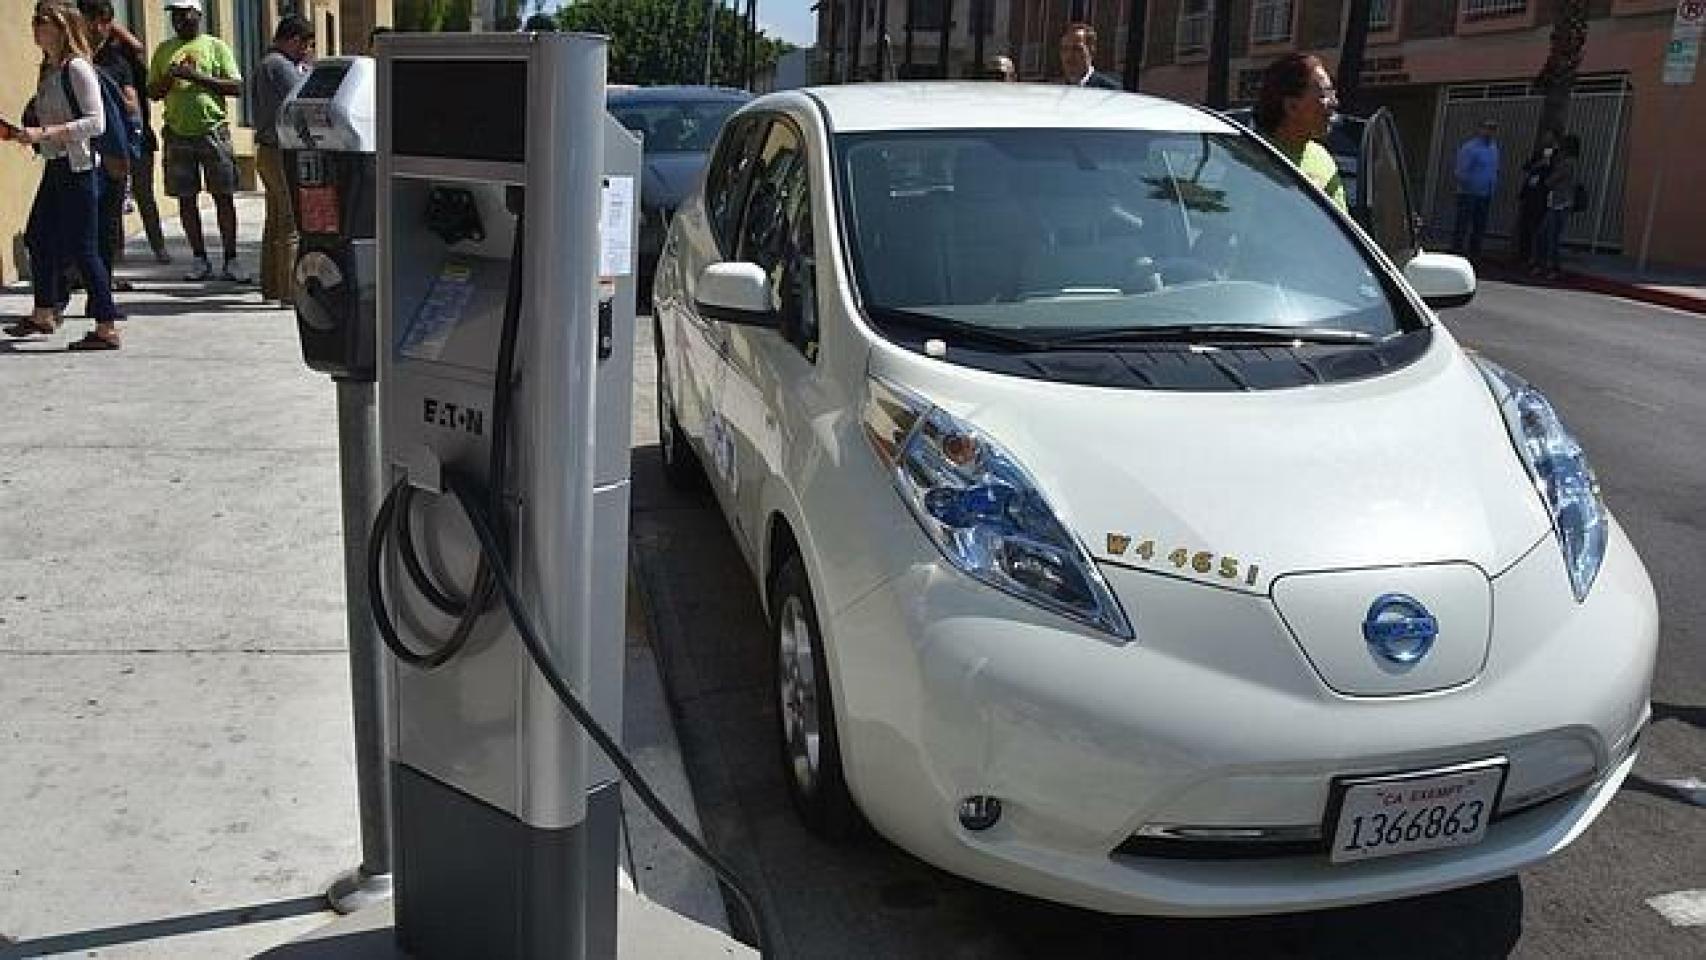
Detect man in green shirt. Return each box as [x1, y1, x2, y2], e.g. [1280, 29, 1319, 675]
[148, 0, 246, 282]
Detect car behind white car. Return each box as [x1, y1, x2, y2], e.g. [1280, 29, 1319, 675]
[651, 83, 1658, 917]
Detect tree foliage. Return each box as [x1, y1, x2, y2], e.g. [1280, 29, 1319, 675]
[552, 0, 792, 87]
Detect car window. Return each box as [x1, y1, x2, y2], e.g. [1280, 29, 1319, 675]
[1362, 110, 1418, 264]
[705, 116, 769, 256]
[738, 120, 818, 360]
[838, 127, 1417, 338]
[610, 98, 746, 154]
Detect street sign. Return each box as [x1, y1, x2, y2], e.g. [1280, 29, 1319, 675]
[1666, 0, 1704, 85]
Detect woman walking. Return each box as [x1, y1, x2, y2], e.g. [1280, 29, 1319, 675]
[3, 2, 125, 350]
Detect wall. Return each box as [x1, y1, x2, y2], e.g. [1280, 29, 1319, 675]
[2, 0, 41, 284]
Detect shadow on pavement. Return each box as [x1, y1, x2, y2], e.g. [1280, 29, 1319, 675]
[0, 895, 327, 959]
[628, 443, 1529, 960]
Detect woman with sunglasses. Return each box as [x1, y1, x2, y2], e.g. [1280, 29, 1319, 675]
[4, 2, 125, 349]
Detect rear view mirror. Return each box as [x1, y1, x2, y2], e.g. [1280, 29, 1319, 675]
[1405, 252, 1476, 309]
[695, 262, 778, 327]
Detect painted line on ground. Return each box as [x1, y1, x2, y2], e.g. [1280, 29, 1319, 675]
[1647, 890, 1706, 927]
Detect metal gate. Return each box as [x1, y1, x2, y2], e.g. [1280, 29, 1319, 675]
[1423, 75, 1631, 251]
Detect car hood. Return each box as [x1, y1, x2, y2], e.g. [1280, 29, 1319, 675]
[643, 152, 710, 211]
[867, 327, 1553, 594]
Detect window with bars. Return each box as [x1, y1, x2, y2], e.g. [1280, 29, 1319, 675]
[1463, 0, 1527, 18]
[1250, 0, 1294, 45]
[1369, 0, 1396, 30]
[908, 0, 945, 31]
[1177, 0, 1210, 55]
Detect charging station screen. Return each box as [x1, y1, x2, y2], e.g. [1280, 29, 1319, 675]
[391, 60, 527, 164]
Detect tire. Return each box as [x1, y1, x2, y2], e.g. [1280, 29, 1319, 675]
[771, 555, 860, 841]
[654, 321, 707, 492]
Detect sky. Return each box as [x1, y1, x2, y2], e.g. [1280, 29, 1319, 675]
[760, 0, 817, 47]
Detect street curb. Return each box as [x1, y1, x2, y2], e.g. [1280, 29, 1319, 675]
[1477, 261, 1706, 316]
[1561, 271, 1706, 316]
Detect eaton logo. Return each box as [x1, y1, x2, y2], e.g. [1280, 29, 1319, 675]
[1362, 594, 1439, 665]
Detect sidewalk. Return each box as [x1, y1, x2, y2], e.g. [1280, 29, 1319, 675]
[0, 195, 745, 958]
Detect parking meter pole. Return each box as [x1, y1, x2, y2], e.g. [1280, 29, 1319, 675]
[327, 377, 395, 915]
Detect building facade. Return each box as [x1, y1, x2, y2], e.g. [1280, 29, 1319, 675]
[1, 0, 390, 284]
[817, 0, 1706, 269]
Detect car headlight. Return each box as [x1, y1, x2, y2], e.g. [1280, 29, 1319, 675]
[1475, 357, 1607, 601]
[862, 376, 1133, 640]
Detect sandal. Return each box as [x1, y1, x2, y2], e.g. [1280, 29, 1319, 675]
[67, 329, 121, 351]
[4, 314, 60, 338]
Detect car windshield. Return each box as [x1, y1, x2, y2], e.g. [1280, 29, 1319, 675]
[611, 98, 746, 154]
[837, 128, 1414, 341]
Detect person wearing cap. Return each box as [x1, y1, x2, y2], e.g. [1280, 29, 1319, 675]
[147, 0, 247, 283]
[1451, 119, 1500, 259]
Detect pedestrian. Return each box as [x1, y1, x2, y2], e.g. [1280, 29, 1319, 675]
[147, 0, 247, 283]
[1058, 23, 1120, 89]
[76, 0, 143, 295]
[1254, 53, 1346, 210]
[250, 13, 313, 308]
[1515, 130, 1556, 266]
[1532, 134, 1580, 280]
[1451, 119, 1500, 259]
[985, 54, 1016, 82]
[80, 0, 168, 267]
[3, 1, 125, 350]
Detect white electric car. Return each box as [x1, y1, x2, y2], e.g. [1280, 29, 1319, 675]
[650, 83, 1658, 917]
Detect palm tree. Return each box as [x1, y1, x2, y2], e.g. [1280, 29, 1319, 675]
[1534, 0, 1590, 147]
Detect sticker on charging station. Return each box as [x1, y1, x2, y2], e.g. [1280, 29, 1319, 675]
[600, 175, 635, 278]
[399, 262, 476, 361]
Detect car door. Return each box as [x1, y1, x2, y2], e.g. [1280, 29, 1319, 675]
[1356, 107, 1421, 266]
[713, 115, 821, 565]
[665, 112, 769, 483]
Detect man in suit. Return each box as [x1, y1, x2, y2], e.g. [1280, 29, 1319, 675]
[1059, 22, 1121, 89]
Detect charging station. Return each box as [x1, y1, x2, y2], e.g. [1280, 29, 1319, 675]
[370, 32, 640, 960]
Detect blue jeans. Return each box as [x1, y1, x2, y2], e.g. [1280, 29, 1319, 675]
[27, 159, 121, 322]
[1536, 207, 1569, 272]
[1452, 193, 1491, 257]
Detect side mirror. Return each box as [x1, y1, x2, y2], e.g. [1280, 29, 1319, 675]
[1405, 251, 1476, 309]
[695, 262, 778, 327]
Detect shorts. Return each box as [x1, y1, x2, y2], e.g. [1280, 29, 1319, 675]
[164, 126, 239, 198]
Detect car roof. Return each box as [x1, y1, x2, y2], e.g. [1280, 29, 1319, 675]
[778, 83, 1236, 135]
[607, 85, 753, 104]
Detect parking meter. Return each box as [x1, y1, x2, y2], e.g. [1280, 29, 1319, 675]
[372, 33, 639, 960]
[280, 56, 378, 381]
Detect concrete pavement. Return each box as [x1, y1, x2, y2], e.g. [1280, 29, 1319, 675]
[0, 195, 749, 958]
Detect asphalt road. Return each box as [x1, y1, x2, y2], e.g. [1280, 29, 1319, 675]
[628, 280, 1706, 960]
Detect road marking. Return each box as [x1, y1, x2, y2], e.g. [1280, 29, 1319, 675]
[1603, 390, 1668, 413]
[1647, 890, 1706, 927]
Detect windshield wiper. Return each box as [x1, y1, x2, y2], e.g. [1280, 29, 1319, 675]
[1040, 324, 1381, 348]
[864, 304, 1046, 353]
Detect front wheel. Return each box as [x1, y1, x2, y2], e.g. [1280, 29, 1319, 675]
[771, 555, 859, 841]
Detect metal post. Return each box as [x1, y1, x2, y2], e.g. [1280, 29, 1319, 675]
[904, 0, 915, 77]
[972, 0, 985, 76]
[938, 0, 952, 78]
[1636, 87, 1673, 273]
[326, 378, 394, 914]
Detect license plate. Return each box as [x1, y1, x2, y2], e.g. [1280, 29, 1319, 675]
[1330, 760, 1506, 864]
[297, 185, 340, 235]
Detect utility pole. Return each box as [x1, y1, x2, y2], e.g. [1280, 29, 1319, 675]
[904, 0, 915, 78]
[703, 0, 718, 85]
[850, 0, 864, 80]
[937, 0, 952, 78]
[1121, 0, 1146, 91]
[1206, 0, 1231, 108]
[1339, 0, 1373, 114]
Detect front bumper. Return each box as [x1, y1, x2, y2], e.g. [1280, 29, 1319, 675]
[824, 521, 1656, 916]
